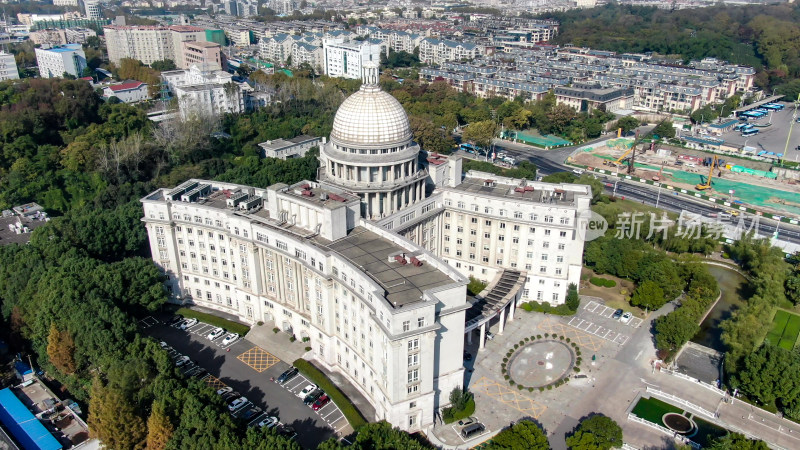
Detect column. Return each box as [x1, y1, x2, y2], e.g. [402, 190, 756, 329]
[499, 308, 506, 335]
[479, 323, 486, 350]
[467, 330, 473, 345]
[508, 299, 515, 321]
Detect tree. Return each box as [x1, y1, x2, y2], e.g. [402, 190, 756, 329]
[486, 420, 549, 450]
[88, 378, 148, 450]
[462, 120, 497, 150]
[46, 323, 77, 374]
[546, 104, 577, 134]
[616, 116, 639, 135]
[708, 433, 768, 450]
[542, 172, 577, 183]
[566, 283, 580, 311]
[146, 402, 173, 450]
[630, 280, 666, 310]
[565, 414, 623, 450]
[651, 120, 676, 139]
[150, 59, 176, 71]
[655, 309, 700, 352]
[317, 421, 434, 449]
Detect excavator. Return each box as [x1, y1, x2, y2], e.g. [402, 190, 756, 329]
[695, 155, 720, 190]
[613, 119, 669, 175]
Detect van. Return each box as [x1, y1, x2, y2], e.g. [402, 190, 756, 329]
[461, 423, 485, 439]
[572, 168, 585, 175]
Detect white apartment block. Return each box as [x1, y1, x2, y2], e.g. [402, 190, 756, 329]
[419, 38, 481, 66]
[162, 65, 245, 120]
[103, 25, 206, 66]
[142, 64, 593, 432]
[259, 33, 297, 63]
[84, 0, 101, 19]
[322, 38, 382, 79]
[35, 44, 86, 79]
[53, 0, 78, 5]
[0, 52, 19, 81]
[292, 42, 323, 71]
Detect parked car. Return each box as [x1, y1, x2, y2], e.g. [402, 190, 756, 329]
[312, 395, 330, 411]
[217, 387, 233, 396]
[485, 331, 495, 340]
[207, 327, 225, 340]
[277, 367, 299, 384]
[180, 318, 198, 330]
[304, 389, 324, 405]
[463, 352, 472, 362]
[277, 424, 297, 439]
[174, 356, 190, 367]
[168, 315, 184, 326]
[620, 312, 633, 324]
[237, 406, 262, 420]
[191, 368, 208, 379]
[612, 309, 624, 320]
[257, 416, 279, 428]
[221, 333, 239, 346]
[458, 416, 477, 427]
[297, 384, 317, 398]
[228, 397, 248, 411]
[159, 341, 169, 348]
[223, 391, 241, 402]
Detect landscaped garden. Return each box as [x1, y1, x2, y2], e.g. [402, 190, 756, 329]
[500, 334, 582, 391]
[630, 397, 728, 447]
[766, 309, 800, 351]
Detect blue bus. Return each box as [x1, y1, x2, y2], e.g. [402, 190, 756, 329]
[459, 143, 483, 154]
[762, 104, 782, 110]
[742, 129, 759, 137]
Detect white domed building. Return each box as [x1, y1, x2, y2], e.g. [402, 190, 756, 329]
[319, 63, 427, 219]
[141, 62, 594, 435]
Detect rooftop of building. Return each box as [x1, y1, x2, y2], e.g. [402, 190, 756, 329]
[258, 135, 320, 150]
[0, 205, 49, 246]
[448, 171, 590, 207]
[323, 227, 454, 307]
[184, 40, 221, 48]
[107, 81, 145, 92]
[37, 44, 81, 53]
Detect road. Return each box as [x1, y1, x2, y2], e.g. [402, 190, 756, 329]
[486, 132, 800, 244]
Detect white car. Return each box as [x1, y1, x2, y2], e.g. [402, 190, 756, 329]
[228, 397, 248, 411]
[221, 333, 239, 346]
[297, 384, 317, 398]
[620, 312, 633, 324]
[180, 318, 198, 330]
[175, 356, 190, 367]
[217, 387, 232, 396]
[207, 327, 225, 341]
[257, 416, 279, 429]
[159, 341, 169, 348]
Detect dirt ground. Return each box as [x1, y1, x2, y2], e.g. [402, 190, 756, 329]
[579, 268, 647, 318]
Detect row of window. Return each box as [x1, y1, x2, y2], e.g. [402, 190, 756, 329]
[445, 201, 572, 225]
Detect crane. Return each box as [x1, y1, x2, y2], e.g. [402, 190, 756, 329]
[613, 118, 670, 175]
[695, 155, 719, 191]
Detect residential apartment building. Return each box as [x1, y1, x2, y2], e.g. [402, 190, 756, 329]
[103, 25, 206, 66]
[141, 64, 593, 432]
[292, 42, 323, 72]
[181, 41, 225, 70]
[84, 0, 101, 20]
[35, 44, 86, 78]
[322, 38, 382, 79]
[258, 135, 322, 159]
[0, 52, 19, 81]
[162, 65, 245, 120]
[419, 38, 482, 66]
[103, 81, 150, 103]
[554, 85, 634, 113]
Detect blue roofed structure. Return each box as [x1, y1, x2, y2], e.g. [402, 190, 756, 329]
[0, 388, 62, 450]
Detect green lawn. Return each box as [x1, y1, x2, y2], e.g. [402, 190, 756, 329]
[175, 307, 251, 336]
[631, 397, 683, 424]
[767, 309, 800, 350]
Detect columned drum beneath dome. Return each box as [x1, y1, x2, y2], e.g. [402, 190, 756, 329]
[319, 62, 426, 219]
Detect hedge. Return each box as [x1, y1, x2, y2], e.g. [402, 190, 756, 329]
[442, 396, 475, 424]
[292, 358, 367, 430]
[175, 308, 251, 336]
[521, 301, 576, 316]
[589, 277, 616, 288]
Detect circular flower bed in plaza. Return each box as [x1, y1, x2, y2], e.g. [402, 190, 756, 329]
[500, 334, 582, 391]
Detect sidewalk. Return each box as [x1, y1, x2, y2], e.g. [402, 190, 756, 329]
[244, 323, 309, 364]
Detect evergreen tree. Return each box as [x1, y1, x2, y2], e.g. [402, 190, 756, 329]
[146, 402, 173, 450]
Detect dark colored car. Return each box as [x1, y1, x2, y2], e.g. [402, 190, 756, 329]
[312, 395, 330, 411]
[168, 315, 184, 326]
[277, 424, 297, 439]
[303, 389, 324, 405]
[463, 352, 472, 362]
[223, 392, 241, 403]
[612, 309, 624, 319]
[277, 367, 299, 384]
[238, 406, 262, 421]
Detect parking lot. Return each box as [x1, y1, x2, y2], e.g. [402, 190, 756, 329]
[145, 316, 351, 448]
[717, 102, 800, 160]
[564, 300, 643, 346]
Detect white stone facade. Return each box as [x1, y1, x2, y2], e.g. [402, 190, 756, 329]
[103, 25, 206, 66]
[162, 65, 245, 120]
[322, 38, 382, 80]
[0, 52, 19, 81]
[35, 44, 86, 79]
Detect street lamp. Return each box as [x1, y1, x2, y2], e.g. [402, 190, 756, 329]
[655, 182, 663, 208]
[613, 180, 620, 197]
[719, 105, 727, 123]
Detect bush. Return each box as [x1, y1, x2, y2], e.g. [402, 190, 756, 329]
[305, 346, 311, 351]
[503, 357, 508, 363]
[301, 336, 310, 342]
[539, 387, 545, 392]
[292, 359, 367, 429]
[504, 374, 510, 380]
[510, 380, 515, 386]
[273, 327, 280, 333]
[519, 340, 525, 346]
[574, 367, 581, 373]
[522, 301, 577, 316]
[466, 276, 488, 296]
[528, 387, 534, 392]
[521, 302, 534, 312]
[544, 333, 549, 338]
[524, 337, 530, 342]
[547, 385, 553, 390]
[589, 277, 616, 288]
[514, 343, 519, 349]
[289, 336, 296, 342]
[175, 307, 251, 336]
[566, 338, 571, 343]
[537, 334, 542, 339]
[442, 392, 476, 424]
[518, 385, 524, 390]
[256, 321, 264, 326]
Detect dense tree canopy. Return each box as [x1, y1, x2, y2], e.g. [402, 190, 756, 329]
[565, 414, 623, 450]
[485, 420, 549, 450]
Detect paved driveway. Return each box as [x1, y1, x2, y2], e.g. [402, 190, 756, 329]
[145, 317, 350, 448]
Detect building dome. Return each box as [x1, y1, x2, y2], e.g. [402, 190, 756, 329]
[329, 67, 412, 149]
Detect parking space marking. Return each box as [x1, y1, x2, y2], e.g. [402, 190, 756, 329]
[287, 377, 308, 392]
[237, 346, 280, 373]
[563, 317, 631, 346]
[204, 375, 227, 391]
[629, 317, 644, 328]
[192, 324, 215, 336]
[327, 412, 345, 424]
[539, 318, 605, 352]
[472, 377, 546, 418]
[139, 316, 159, 328]
[583, 300, 600, 311]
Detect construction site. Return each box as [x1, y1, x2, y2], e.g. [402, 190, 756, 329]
[568, 136, 800, 218]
